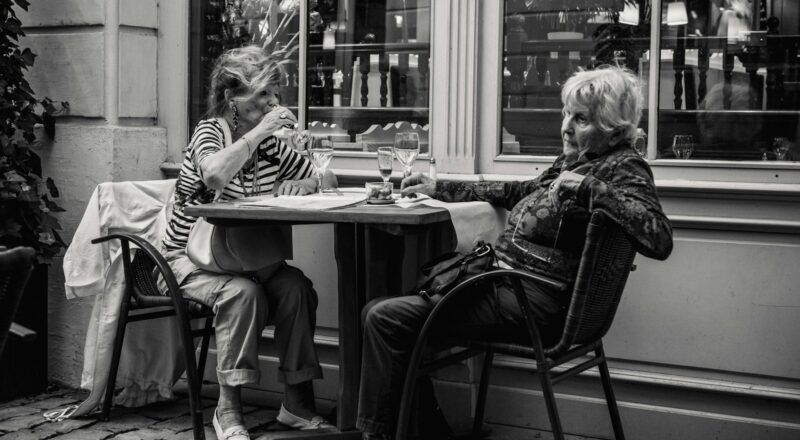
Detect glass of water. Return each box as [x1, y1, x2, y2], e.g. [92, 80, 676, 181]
[377, 147, 394, 183]
[672, 135, 694, 159]
[308, 137, 334, 194]
[394, 132, 420, 178]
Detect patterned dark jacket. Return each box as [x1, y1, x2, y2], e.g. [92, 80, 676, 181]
[433, 143, 673, 290]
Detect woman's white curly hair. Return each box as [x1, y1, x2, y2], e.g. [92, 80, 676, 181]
[561, 65, 644, 143]
[206, 45, 288, 117]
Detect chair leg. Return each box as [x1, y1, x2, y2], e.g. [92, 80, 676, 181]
[472, 349, 494, 437]
[596, 346, 625, 440]
[178, 318, 205, 440]
[197, 317, 213, 379]
[539, 368, 564, 440]
[102, 311, 130, 421]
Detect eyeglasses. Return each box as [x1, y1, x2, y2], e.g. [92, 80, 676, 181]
[510, 200, 570, 264]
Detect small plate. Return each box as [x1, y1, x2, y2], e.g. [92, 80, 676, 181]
[366, 198, 395, 205]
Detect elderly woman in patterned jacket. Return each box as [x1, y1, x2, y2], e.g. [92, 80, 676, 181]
[357, 65, 673, 440]
[161, 46, 335, 439]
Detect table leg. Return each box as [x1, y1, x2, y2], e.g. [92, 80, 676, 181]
[333, 223, 366, 431]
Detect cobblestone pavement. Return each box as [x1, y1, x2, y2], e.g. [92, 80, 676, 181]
[0, 385, 595, 440]
[0, 384, 292, 440]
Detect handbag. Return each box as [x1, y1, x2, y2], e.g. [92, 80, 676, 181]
[186, 118, 293, 274]
[413, 242, 498, 303]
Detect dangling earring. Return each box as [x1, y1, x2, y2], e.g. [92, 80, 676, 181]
[229, 100, 239, 133]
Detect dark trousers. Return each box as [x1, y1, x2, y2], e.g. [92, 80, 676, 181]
[356, 278, 566, 436]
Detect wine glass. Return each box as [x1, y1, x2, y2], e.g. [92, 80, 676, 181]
[308, 137, 334, 194]
[672, 135, 694, 159]
[773, 137, 790, 161]
[394, 132, 420, 178]
[376, 147, 394, 183]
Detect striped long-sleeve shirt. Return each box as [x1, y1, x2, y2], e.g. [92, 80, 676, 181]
[163, 118, 314, 252]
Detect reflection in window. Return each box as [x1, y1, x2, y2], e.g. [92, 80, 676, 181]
[304, 0, 431, 153]
[189, 0, 431, 154]
[658, 0, 800, 161]
[501, 0, 652, 156]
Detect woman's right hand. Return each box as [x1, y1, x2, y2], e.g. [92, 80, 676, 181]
[254, 106, 298, 138]
[400, 173, 435, 198]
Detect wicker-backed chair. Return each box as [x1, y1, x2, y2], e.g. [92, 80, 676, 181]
[396, 210, 637, 440]
[0, 246, 37, 357]
[91, 234, 215, 440]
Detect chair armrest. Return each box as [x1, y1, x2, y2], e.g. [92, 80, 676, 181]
[10, 322, 36, 342]
[91, 234, 183, 304]
[445, 268, 568, 296]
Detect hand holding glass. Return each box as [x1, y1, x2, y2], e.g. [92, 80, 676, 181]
[308, 137, 334, 194]
[377, 147, 394, 183]
[672, 135, 694, 159]
[394, 132, 420, 178]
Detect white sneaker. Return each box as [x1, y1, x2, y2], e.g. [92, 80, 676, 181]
[276, 404, 336, 431]
[212, 409, 250, 440]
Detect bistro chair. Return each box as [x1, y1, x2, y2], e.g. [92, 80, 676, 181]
[396, 210, 637, 440]
[0, 246, 37, 357]
[91, 234, 215, 440]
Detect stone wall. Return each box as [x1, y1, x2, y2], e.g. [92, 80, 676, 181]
[16, 0, 166, 387]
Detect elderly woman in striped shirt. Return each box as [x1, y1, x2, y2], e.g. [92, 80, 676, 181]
[161, 46, 334, 439]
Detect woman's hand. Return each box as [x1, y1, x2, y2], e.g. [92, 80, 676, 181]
[549, 170, 585, 210]
[275, 177, 316, 196]
[254, 106, 298, 139]
[400, 173, 435, 198]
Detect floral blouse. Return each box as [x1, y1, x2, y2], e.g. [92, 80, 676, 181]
[433, 143, 673, 290]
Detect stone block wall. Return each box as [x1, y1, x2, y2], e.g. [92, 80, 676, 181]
[16, 0, 167, 387]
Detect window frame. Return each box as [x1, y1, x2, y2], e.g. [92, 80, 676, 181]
[475, 0, 800, 185]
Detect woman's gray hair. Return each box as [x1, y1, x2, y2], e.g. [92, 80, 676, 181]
[206, 45, 286, 117]
[561, 65, 644, 143]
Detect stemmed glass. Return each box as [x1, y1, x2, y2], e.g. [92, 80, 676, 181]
[307, 137, 334, 195]
[376, 147, 394, 183]
[394, 132, 420, 178]
[773, 137, 790, 161]
[285, 124, 312, 151]
[672, 135, 694, 159]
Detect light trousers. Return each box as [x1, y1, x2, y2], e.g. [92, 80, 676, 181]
[165, 251, 322, 387]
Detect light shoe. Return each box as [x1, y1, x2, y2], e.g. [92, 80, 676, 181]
[212, 409, 250, 440]
[276, 404, 336, 431]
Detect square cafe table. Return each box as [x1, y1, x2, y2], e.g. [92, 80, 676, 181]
[185, 199, 453, 437]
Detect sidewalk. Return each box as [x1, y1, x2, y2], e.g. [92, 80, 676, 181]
[0, 384, 595, 439]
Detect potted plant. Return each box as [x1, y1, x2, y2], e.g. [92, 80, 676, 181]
[0, 0, 68, 400]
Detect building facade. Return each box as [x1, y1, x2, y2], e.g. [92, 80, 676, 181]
[20, 0, 800, 438]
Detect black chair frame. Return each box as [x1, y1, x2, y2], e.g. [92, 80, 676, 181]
[396, 211, 637, 440]
[91, 234, 214, 440]
[0, 246, 37, 357]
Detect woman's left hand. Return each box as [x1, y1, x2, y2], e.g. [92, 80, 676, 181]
[275, 178, 316, 196]
[549, 170, 585, 210]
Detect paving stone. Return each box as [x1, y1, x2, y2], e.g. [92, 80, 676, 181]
[50, 428, 116, 439]
[0, 417, 96, 439]
[244, 408, 279, 431]
[0, 406, 42, 422]
[27, 396, 82, 410]
[0, 412, 50, 432]
[93, 412, 159, 433]
[171, 425, 216, 440]
[113, 427, 191, 440]
[137, 400, 190, 420]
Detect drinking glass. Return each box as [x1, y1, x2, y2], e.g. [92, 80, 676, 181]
[308, 137, 334, 194]
[394, 132, 420, 178]
[285, 124, 312, 151]
[376, 147, 394, 183]
[672, 135, 694, 159]
[773, 137, 790, 161]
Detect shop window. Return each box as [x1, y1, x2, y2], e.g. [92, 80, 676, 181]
[189, 0, 431, 154]
[657, 0, 800, 161]
[500, 0, 800, 163]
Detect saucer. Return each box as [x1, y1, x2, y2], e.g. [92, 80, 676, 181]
[366, 198, 395, 205]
